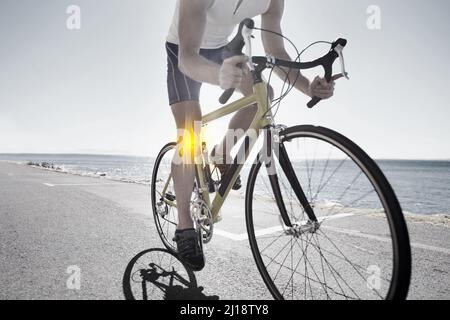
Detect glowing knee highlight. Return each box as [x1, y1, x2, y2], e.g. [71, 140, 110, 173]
[177, 129, 201, 164]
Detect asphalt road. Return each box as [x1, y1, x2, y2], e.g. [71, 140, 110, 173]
[0, 162, 448, 300]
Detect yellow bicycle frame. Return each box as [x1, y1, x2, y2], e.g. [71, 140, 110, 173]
[162, 81, 271, 222]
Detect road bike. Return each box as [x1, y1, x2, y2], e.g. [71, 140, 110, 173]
[151, 19, 411, 300]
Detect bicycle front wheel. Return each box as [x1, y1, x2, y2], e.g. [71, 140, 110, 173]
[246, 125, 411, 300]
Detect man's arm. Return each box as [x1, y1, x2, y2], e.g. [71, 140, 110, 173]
[261, 0, 334, 99]
[178, 0, 247, 90]
[178, 0, 219, 85]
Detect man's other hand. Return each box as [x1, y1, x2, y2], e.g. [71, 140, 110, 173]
[219, 55, 249, 90]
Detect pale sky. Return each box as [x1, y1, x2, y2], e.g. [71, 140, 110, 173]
[0, 0, 449, 159]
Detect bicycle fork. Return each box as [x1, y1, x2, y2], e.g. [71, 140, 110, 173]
[263, 127, 318, 228]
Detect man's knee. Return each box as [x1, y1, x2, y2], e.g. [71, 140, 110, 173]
[173, 132, 201, 166]
[171, 101, 203, 165]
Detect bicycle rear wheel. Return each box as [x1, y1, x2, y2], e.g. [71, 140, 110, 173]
[152, 143, 178, 252]
[246, 125, 411, 300]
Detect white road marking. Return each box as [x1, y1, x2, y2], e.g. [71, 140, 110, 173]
[319, 213, 355, 222]
[254, 226, 283, 238]
[410, 242, 450, 255]
[214, 229, 248, 241]
[320, 226, 450, 255]
[215, 218, 450, 255]
[215, 213, 356, 241]
[42, 183, 122, 187]
[43, 183, 55, 187]
[214, 213, 354, 241]
[322, 225, 392, 244]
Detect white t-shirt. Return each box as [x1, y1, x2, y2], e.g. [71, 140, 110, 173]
[167, 0, 272, 49]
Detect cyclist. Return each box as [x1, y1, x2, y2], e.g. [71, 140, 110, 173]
[166, 0, 336, 271]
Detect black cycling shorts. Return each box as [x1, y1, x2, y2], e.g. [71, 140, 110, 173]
[166, 42, 233, 106]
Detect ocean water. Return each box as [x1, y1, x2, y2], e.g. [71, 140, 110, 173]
[0, 154, 449, 216]
[0, 154, 155, 184]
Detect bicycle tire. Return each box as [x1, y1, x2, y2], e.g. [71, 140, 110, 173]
[151, 142, 178, 252]
[245, 125, 411, 300]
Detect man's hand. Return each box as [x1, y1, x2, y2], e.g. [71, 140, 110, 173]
[309, 76, 335, 100]
[219, 55, 249, 90]
[308, 74, 346, 100]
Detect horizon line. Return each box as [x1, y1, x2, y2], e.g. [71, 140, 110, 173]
[0, 152, 449, 162]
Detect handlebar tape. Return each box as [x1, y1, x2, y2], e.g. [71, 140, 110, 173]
[307, 97, 322, 108]
[219, 88, 236, 105]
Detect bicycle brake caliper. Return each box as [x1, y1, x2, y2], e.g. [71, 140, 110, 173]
[272, 125, 288, 144]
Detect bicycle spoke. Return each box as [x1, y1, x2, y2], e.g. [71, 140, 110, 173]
[309, 236, 392, 285]
[310, 236, 348, 299]
[263, 237, 294, 269]
[309, 237, 360, 300]
[317, 229, 384, 299]
[325, 171, 363, 216]
[327, 189, 378, 218]
[310, 146, 334, 205]
[291, 237, 294, 299]
[272, 237, 295, 283]
[279, 232, 314, 297]
[301, 234, 314, 299]
[294, 237, 330, 299]
[313, 158, 348, 200]
[261, 249, 329, 294]
[312, 234, 330, 299]
[260, 235, 356, 300]
[260, 231, 288, 254]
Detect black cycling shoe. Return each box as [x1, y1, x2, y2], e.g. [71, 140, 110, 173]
[211, 146, 242, 191]
[173, 229, 205, 272]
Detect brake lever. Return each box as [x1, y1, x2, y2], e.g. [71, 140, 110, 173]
[308, 39, 349, 108]
[335, 45, 350, 80]
[243, 27, 255, 72]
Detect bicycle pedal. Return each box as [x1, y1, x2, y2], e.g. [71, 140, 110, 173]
[208, 180, 221, 194]
[165, 192, 176, 202]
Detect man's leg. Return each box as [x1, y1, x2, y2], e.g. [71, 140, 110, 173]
[171, 101, 202, 230]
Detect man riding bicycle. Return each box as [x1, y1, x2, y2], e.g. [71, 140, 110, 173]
[166, 0, 336, 271]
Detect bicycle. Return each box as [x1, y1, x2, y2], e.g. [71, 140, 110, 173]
[152, 19, 411, 300]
